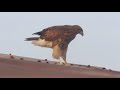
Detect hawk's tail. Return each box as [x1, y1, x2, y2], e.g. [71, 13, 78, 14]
[25, 37, 39, 41]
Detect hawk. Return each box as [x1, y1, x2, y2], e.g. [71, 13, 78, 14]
[25, 25, 84, 65]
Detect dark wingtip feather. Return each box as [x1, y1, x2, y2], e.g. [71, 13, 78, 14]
[24, 38, 30, 41]
[32, 33, 36, 35]
[25, 37, 39, 41]
[32, 31, 42, 35]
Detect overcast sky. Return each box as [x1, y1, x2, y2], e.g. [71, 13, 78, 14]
[0, 12, 120, 71]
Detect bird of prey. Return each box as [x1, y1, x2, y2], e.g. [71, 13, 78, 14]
[25, 25, 84, 65]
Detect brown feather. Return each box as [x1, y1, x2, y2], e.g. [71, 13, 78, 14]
[34, 25, 83, 42]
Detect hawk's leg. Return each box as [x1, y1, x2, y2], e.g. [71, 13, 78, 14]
[60, 44, 68, 65]
[63, 60, 67, 65]
[58, 58, 64, 65]
[59, 57, 68, 65]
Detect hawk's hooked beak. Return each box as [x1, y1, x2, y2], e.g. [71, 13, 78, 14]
[80, 31, 84, 36]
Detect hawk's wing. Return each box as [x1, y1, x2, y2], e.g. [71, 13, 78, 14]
[33, 29, 65, 41]
[32, 25, 79, 42]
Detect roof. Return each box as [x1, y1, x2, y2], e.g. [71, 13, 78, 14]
[0, 53, 120, 78]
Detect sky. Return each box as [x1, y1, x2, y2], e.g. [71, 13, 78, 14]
[0, 12, 120, 71]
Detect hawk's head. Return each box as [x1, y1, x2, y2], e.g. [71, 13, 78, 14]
[74, 25, 84, 36]
[79, 29, 84, 36]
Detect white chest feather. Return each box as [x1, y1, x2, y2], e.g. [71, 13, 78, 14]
[32, 39, 53, 48]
